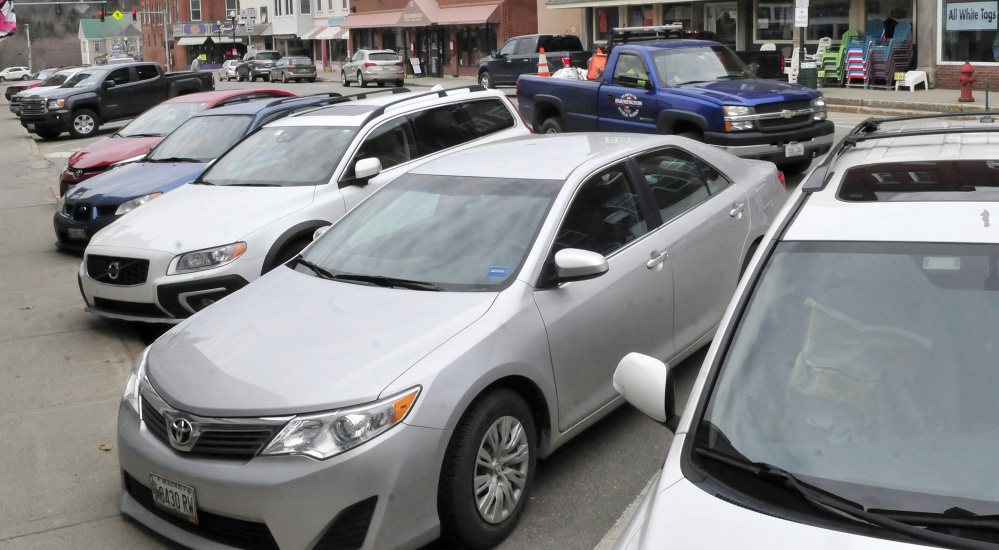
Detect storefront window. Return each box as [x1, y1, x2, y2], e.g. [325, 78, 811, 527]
[663, 4, 692, 27]
[806, 0, 849, 40]
[941, 0, 998, 62]
[458, 25, 496, 67]
[300, 0, 310, 15]
[627, 5, 653, 26]
[756, 0, 793, 41]
[593, 7, 620, 43]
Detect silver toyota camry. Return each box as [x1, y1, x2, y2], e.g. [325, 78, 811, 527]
[117, 133, 786, 550]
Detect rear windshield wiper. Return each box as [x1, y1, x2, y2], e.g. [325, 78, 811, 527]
[696, 446, 997, 549]
[332, 273, 442, 291]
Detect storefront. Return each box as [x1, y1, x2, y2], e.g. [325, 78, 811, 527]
[937, 0, 999, 85]
[173, 21, 245, 68]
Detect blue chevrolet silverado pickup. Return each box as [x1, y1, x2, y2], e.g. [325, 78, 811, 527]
[517, 40, 834, 172]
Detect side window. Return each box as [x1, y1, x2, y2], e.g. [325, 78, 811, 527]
[352, 51, 364, 62]
[514, 37, 536, 55]
[106, 68, 132, 86]
[354, 116, 417, 171]
[135, 65, 159, 81]
[409, 104, 474, 155]
[612, 53, 650, 85]
[459, 99, 515, 138]
[699, 159, 731, 194]
[555, 163, 648, 256]
[498, 39, 518, 56]
[635, 149, 711, 223]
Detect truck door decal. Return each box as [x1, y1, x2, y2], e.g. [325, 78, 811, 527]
[615, 93, 643, 118]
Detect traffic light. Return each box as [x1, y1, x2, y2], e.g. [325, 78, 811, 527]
[98, 10, 105, 21]
[131, 9, 137, 20]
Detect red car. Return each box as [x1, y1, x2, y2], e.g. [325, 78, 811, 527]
[4, 67, 71, 101]
[59, 89, 294, 195]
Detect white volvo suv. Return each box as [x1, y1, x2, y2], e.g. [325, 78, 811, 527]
[78, 86, 531, 323]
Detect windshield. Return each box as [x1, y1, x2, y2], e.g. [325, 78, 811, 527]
[34, 68, 59, 81]
[148, 114, 253, 163]
[61, 69, 110, 88]
[299, 173, 561, 291]
[119, 101, 212, 137]
[650, 46, 753, 86]
[697, 241, 999, 520]
[201, 126, 357, 186]
[40, 69, 78, 87]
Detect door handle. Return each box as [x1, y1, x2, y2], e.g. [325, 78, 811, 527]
[605, 94, 615, 100]
[729, 203, 746, 217]
[647, 250, 668, 269]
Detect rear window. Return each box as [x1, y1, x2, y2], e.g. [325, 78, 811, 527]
[368, 52, 400, 61]
[256, 52, 281, 60]
[538, 35, 583, 51]
[290, 58, 313, 66]
[839, 160, 999, 202]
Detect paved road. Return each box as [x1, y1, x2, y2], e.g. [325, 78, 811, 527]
[0, 78, 870, 550]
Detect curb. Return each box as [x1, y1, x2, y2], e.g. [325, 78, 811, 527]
[825, 97, 987, 114]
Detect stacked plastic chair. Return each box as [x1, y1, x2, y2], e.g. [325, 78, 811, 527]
[820, 29, 858, 85]
[865, 21, 913, 88]
[844, 20, 885, 88]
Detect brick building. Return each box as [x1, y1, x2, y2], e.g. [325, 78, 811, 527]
[139, 0, 241, 70]
[342, 0, 536, 77]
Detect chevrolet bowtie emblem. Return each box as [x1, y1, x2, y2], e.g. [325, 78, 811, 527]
[780, 110, 795, 119]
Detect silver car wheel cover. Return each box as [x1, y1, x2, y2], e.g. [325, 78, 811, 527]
[474, 415, 529, 524]
[74, 114, 95, 134]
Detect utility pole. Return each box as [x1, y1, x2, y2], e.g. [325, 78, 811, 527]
[25, 24, 32, 73]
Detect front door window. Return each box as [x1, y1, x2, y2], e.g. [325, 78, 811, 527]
[706, 3, 738, 48]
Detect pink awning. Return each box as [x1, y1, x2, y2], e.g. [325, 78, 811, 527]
[435, 3, 501, 25]
[341, 11, 404, 29]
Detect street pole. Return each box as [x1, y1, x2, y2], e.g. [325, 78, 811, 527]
[162, 8, 171, 71]
[25, 24, 32, 73]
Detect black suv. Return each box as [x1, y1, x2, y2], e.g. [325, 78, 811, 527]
[236, 50, 282, 82]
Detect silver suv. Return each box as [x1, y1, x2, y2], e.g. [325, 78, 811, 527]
[341, 49, 405, 88]
[612, 113, 999, 550]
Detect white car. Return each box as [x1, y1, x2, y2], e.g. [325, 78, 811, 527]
[79, 87, 531, 323]
[612, 114, 999, 550]
[0, 66, 30, 82]
[218, 59, 239, 81]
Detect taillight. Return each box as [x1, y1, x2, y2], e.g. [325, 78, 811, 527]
[288, 65, 294, 69]
[395, 62, 404, 66]
[777, 171, 786, 189]
[364, 62, 376, 67]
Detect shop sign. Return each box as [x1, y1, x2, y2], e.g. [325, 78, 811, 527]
[945, 1, 998, 31]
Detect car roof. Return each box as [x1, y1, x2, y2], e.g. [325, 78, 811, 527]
[409, 133, 670, 181]
[788, 115, 999, 244]
[162, 89, 292, 105]
[195, 94, 334, 116]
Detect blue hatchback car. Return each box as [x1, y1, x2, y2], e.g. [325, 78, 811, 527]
[54, 93, 351, 252]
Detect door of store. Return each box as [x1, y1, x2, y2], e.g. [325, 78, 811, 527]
[705, 3, 738, 48]
[419, 28, 446, 77]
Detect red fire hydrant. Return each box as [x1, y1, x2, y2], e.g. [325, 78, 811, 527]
[959, 62, 976, 103]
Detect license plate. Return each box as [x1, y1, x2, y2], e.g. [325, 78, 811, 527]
[67, 228, 87, 240]
[27, 123, 35, 130]
[149, 473, 199, 524]
[785, 142, 805, 157]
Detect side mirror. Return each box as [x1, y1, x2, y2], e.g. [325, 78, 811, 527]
[102, 80, 115, 89]
[490, 50, 501, 58]
[354, 157, 382, 180]
[313, 225, 330, 241]
[614, 352, 678, 431]
[553, 248, 608, 282]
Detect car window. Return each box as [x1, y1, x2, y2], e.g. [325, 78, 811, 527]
[135, 65, 159, 81]
[276, 57, 289, 65]
[651, 46, 753, 86]
[62, 69, 110, 88]
[118, 101, 211, 137]
[514, 37, 536, 55]
[106, 67, 132, 86]
[368, 52, 399, 61]
[149, 115, 254, 162]
[291, 57, 313, 65]
[460, 99, 515, 138]
[257, 51, 281, 60]
[700, 159, 731, 194]
[555, 163, 649, 256]
[612, 52, 650, 84]
[352, 51, 364, 62]
[635, 149, 711, 223]
[410, 104, 473, 155]
[354, 116, 417, 171]
[538, 35, 583, 51]
[498, 39, 518, 56]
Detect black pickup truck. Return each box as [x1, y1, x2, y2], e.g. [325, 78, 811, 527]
[19, 62, 214, 139]
[477, 34, 592, 88]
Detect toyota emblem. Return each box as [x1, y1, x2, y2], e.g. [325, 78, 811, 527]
[107, 261, 121, 280]
[170, 418, 194, 445]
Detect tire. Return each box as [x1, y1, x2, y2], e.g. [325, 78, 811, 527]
[439, 388, 537, 550]
[227, 74, 233, 81]
[358, 71, 367, 88]
[308, 77, 316, 82]
[0, 76, 5, 83]
[263, 74, 271, 82]
[478, 71, 493, 89]
[68, 109, 99, 139]
[35, 129, 60, 140]
[250, 75, 257, 82]
[21, 74, 28, 80]
[341, 71, 349, 86]
[780, 157, 813, 175]
[539, 117, 564, 134]
[281, 71, 289, 83]
[395, 79, 404, 87]
[377, 81, 385, 87]
[237, 71, 245, 82]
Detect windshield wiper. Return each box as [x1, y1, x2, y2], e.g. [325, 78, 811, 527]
[229, 183, 281, 187]
[696, 446, 998, 549]
[150, 156, 203, 163]
[190, 179, 216, 185]
[331, 273, 442, 291]
[120, 132, 165, 138]
[295, 258, 334, 279]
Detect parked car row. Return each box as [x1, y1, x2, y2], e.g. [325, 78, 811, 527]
[220, 54, 318, 83]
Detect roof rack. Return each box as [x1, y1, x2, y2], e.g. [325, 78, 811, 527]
[801, 111, 999, 193]
[359, 85, 488, 126]
[609, 25, 718, 48]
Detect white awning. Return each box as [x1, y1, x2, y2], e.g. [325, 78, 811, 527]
[176, 36, 208, 46]
[299, 26, 326, 39]
[547, 0, 688, 8]
[314, 26, 344, 40]
[215, 36, 243, 43]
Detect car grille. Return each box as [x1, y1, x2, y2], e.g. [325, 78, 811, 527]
[20, 97, 45, 116]
[123, 472, 280, 550]
[93, 298, 170, 318]
[755, 100, 815, 132]
[140, 390, 285, 458]
[86, 255, 149, 286]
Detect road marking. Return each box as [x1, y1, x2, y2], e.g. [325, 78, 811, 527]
[592, 475, 657, 550]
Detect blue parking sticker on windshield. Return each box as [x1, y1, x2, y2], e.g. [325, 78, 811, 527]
[487, 266, 509, 278]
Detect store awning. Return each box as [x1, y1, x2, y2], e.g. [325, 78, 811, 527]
[435, 3, 501, 25]
[299, 26, 326, 39]
[315, 26, 345, 40]
[547, 0, 687, 8]
[341, 10, 404, 29]
[176, 36, 208, 46]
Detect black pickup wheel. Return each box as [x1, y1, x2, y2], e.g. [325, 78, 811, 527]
[539, 117, 563, 134]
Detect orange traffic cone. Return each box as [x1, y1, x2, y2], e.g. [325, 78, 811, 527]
[538, 47, 551, 77]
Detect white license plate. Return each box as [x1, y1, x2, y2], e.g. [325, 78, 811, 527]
[27, 123, 35, 130]
[67, 228, 87, 240]
[149, 473, 199, 524]
[785, 142, 805, 157]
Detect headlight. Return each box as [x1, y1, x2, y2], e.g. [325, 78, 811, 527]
[812, 97, 827, 121]
[261, 387, 420, 460]
[122, 347, 149, 415]
[723, 105, 754, 131]
[47, 98, 65, 110]
[115, 192, 162, 216]
[168, 242, 247, 274]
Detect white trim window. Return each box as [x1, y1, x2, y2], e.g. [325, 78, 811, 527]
[190, 0, 201, 20]
[754, 0, 793, 43]
[939, 0, 994, 63]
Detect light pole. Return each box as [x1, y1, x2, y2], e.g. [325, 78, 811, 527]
[25, 23, 32, 73]
[228, 10, 238, 57]
[216, 19, 222, 62]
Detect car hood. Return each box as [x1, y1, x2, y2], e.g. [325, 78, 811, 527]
[674, 78, 821, 107]
[88, 183, 316, 252]
[14, 85, 59, 98]
[147, 266, 497, 416]
[63, 162, 207, 205]
[626, 476, 925, 549]
[68, 136, 164, 170]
